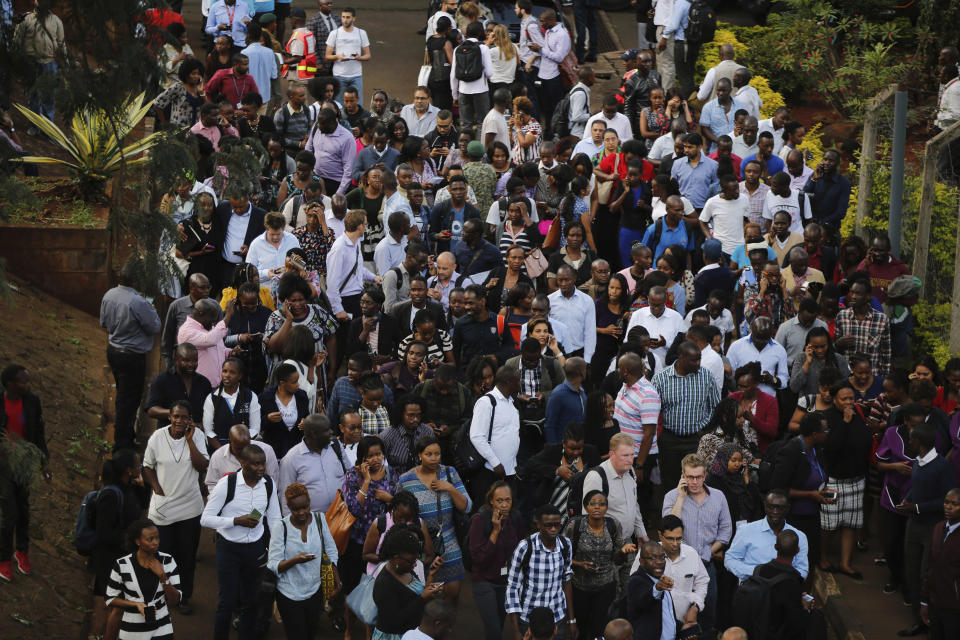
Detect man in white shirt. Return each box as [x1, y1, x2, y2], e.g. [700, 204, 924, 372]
[627, 286, 683, 363]
[759, 106, 790, 156]
[548, 265, 597, 361]
[573, 118, 607, 160]
[201, 445, 281, 639]
[567, 66, 595, 139]
[585, 95, 633, 143]
[402, 600, 457, 640]
[324, 7, 370, 104]
[699, 174, 749, 257]
[246, 211, 302, 279]
[530, 9, 571, 138]
[785, 149, 814, 193]
[684, 294, 736, 352]
[761, 171, 812, 234]
[726, 317, 789, 396]
[326, 210, 380, 319]
[520, 294, 573, 349]
[450, 22, 493, 132]
[373, 211, 411, 276]
[469, 366, 522, 504]
[733, 68, 762, 120]
[482, 87, 512, 151]
[652, 0, 677, 90]
[731, 115, 759, 160]
[204, 425, 279, 493]
[401, 86, 441, 138]
[686, 325, 725, 391]
[696, 44, 744, 102]
[425, 0, 457, 38]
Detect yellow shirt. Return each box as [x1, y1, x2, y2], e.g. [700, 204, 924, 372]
[220, 285, 276, 311]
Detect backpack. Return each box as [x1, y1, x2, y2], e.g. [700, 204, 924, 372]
[217, 471, 275, 517]
[757, 436, 791, 494]
[685, 0, 717, 44]
[565, 465, 610, 520]
[74, 485, 124, 556]
[429, 46, 449, 84]
[460, 509, 525, 572]
[550, 86, 588, 140]
[517, 533, 572, 605]
[731, 566, 796, 638]
[455, 40, 483, 82]
[455, 394, 496, 474]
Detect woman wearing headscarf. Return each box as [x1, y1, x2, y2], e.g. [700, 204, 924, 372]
[706, 442, 763, 531]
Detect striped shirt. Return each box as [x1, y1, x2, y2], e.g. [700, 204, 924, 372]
[738, 181, 769, 226]
[615, 378, 662, 454]
[652, 365, 721, 437]
[105, 552, 180, 640]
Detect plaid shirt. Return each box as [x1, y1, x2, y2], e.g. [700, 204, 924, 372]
[520, 360, 542, 397]
[358, 405, 391, 436]
[743, 286, 795, 332]
[505, 534, 573, 623]
[739, 181, 769, 226]
[652, 364, 721, 437]
[835, 307, 891, 377]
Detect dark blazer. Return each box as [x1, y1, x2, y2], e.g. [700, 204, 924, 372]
[391, 300, 447, 340]
[482, 267, 535, 313]
[627, 571, 668, 640]
[905, 454, 955, 526]
[922, 519, 960, 611]
[258, 387, 311, 459]
[754, 559, 809, 640]
[212, 202, 267, 254]
[526, 442, 601, 507]
[0, 391, 48, 464]
[345, 313, 404, 359]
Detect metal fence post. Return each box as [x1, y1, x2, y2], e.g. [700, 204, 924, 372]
[889, 91, 908, 257]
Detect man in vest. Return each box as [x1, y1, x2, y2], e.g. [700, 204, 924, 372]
[282, 7, 317, 97]
[696, 43, 744, 102]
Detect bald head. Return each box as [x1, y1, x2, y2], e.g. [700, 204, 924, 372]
[436, 251, 455, 268]
[618, 352, 645, 381]
[228, 424, 251, 455]
[603, 619, 634, 640]
[720, 44, 736, 60]
[564, 356, 587, 381]
[720, 628, 748, 640]
[191, 298, 220, 326]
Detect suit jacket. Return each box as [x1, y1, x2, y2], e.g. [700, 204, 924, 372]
[754, 560, 808, 640]
[627, 571, 669, 640]
[212, 202, 267, 258]
[781, 243, 837, 283]
[526, 442, 601, 506]
[0, 391, 48, 465]
[922, 519, 960, 610]
[482, 267, 535, 313]
[258, 387, 310, 459]
[345, 313, 404, 359]
[391, 300, 447, 340]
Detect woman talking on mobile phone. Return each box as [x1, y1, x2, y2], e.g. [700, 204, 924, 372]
[268, 482, 341, 640]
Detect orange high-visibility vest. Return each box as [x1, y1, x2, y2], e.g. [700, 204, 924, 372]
[282, 29, 317, 79]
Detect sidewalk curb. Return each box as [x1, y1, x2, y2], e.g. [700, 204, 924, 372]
[813, 568, 867, 640]
[598, 10, 624, 52]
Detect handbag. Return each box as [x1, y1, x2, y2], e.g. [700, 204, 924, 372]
[418, 64, 432, 87]
[345, 562, 384, 626]
[324, 489, 356, 556]
[455, 394, 496, 475]
[444, 467, 471, 552]
[524, 247, 550, 278]
[542, 216, 561, 251]
[596, 155, 620, 205]
[427, 470, 446, 557]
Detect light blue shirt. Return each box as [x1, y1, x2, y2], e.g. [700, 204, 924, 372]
[699, 97, 745, 153]
[547, 289, 597, 361]
[726, 335, 790, 396]
[664, 0, 690, 42]
[268, 513, 339, 601]
[383, 191, 416, 227]
[520, 316, 573, 353]
[253, 0, 274, 12]
[652, 577, 678, 640]
[206, 0, 255, 46]
[246, 230, 301, 279]
[277, 441, 348, 515]
[724, 517, 809, 581]
[223, 203, 252, 263]
[670, 152, 719, 209]
[373, 234, 408, 276]
[240, 42, 277, 102]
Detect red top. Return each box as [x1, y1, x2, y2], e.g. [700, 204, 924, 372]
[3, 396, 24, 439]
[854, 257, 914, 305]
[934, 386, 958, 416]
[730, 390, 779, 453]
[708, 151, 742, 179]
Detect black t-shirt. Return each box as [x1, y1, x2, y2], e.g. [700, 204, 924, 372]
[145, 370, 213, 427]
[345, 106, 372, 131]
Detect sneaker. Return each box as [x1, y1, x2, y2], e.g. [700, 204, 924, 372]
[0, 561, 12, 582]
[883, 582, 900, 595]
[14, 551, 30, 575]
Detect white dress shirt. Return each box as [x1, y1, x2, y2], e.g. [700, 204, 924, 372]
[425, 10, 455, 39]
[735, 85, 763, 119]
[246, 231, 302, 279]
[548, 288, 597, 361]
[758, 118, 786, 155]
[205, 440, 280, 493]
[538, 23, 571, 81]
[400, 103, 440, 138]
[627, 306, 684, 363]
[450, 38, 493, 99]
[202, 388, 262, 439]
[223, 204, 252, 263]
[649, 132, 676, 160]
[325, 210, 346, 238]
[700, 345, 725, 392]
[630, 542, 709, 619]
[726, 336, 790, 396]
[201, 473, 281, 543]
[730, 135, 758, 160]
[585, 111, 633, 143]
[787, 163, 814, 192]
[469, 387, 521, 475]
[326, 232, 377, 314]
[652, 0, 676, 26]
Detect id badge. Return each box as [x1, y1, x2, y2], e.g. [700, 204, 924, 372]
[500, 566, 509, 576]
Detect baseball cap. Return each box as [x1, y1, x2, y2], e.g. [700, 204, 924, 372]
[466, 140, 485, 158]
[290, 7, 307, 18]
[702, 238, 723, 260]
[259, 12, 277, 24]
[620, 49, 640, 61]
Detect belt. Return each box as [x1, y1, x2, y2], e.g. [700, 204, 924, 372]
[107, 345, 145, 355]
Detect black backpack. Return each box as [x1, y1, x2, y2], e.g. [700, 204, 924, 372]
[217, 471, 274, 517]
[550, 86, 587, 140]
[455, 40, 483, 82]
[565, 465, 610, 520]
[685, 0, 717, 44]
[731, 565, 796, 638]
[429, 46, 449, 84]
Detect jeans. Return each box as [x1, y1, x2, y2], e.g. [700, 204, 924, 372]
[214, 536, 266, 640]
[573, 581, 617, 639]
[276, 588, 323, 640]
[573, 0, 598, 62]
[106, 347, 147, 450]
[0, 480, 30, 558]
[537, 75, 565, 139]
[674, 40, 701, 99]
[157, 516, 201, 600]
[458, 91, 490, 133]
[619, 227, 646, 273]
[473, 581, 507, 640]
[28, 61, 57, 123]
[335, 75, 363, 106]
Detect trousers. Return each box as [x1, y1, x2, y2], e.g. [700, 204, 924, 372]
[0, 480, 29, 558]
[473, 580, 507, 640]
[276, 588, 323, 640]
[157, 516, 201, 600]
[106, 347, 147, 450]
[655, 26, 675, 91]
[214, 536, 266, 640]
[904, 518, 935, 623]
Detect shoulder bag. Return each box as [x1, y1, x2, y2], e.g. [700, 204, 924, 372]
[596, 154, 621, 205]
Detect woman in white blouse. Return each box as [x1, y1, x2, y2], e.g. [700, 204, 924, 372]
[141, 401, 209, 614]
[487, 24, 518, 96]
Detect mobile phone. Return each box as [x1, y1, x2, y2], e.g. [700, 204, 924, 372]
[143, 604, 156, 623]
[249, 508, 262, 520]
[823, 491, 837, 500]
[232, 250, 244, 256]
[802, 594, 814, 604]
[304, 553, 317, 560]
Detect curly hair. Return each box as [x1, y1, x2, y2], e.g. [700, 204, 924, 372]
[284, 482, 310, 506]
[379, 523, 423, 561]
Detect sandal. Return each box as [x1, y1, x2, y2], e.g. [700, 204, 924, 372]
[836, 568, 864, 580]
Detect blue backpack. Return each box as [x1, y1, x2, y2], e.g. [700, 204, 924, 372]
[74, 485, 123, 556]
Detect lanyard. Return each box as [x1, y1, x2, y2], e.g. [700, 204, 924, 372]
[230, 74, 248, 101]
[225, 5, 236, 25]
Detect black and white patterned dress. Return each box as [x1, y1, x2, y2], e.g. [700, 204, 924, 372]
[105, 552, 180, 639]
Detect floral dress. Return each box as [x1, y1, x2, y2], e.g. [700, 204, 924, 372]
[397, 465, 472, 582]
[512, 119, 542, 163]
[292, 227, 336, 275]
[263, 303, 338, 393]
[343, 466, 400, 545]
[641, 106, 669, 150]
[154, 82, 205, 128]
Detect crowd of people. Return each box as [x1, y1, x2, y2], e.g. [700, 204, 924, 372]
[3, 1, 960, 640]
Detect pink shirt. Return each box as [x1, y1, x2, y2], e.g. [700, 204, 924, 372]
[188, 121, 239, 151]
[177, 316, 229, 387]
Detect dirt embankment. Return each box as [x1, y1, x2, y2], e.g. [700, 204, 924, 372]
[0, 278, 110, 639]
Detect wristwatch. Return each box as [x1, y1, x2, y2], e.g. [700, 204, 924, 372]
[568, 618, 577, 625]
